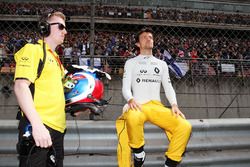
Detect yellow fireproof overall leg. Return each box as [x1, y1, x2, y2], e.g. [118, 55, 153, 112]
[116, 101, 192, 166]
[116, 117, 132, 167]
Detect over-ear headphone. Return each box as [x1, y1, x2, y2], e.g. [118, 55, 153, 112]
[38, 11, 68, 37]
[38, 11, 54, 37]
[38, 21, 51, 37]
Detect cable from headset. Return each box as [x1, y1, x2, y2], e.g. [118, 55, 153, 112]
[74, 117, 81, 154]
[25, 144, 36, 167]
[22, 123, 57, 167]
[25, 144, 57, 167]
[64, 117, 81, 156]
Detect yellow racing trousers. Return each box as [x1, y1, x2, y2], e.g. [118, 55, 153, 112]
[116, 100, 192, 167]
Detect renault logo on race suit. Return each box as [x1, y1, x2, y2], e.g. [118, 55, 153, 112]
[154, 67, 160, 74]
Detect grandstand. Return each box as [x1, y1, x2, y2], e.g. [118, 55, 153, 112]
[0, 0, 249, 118]
[0, 0, 250, 166]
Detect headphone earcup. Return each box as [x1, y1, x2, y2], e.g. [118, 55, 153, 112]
[39, 21, 50, 37]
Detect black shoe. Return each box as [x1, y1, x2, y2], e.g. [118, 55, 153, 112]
[132, 146, 145, 167]
[133, 154, 145, 167]
[165, 157, 178, 167]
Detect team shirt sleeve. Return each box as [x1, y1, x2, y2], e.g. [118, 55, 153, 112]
[14, 44, 40, 83]
[161, 61, 178, 106]
[122, 59, 134, 102]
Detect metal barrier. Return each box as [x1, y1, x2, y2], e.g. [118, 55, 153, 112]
[0, 119, 250, 167]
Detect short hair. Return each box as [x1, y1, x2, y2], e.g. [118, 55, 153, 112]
[40, 11, 66, 23]
[47, 11, 66, 22]
[135, 27, 154, 43]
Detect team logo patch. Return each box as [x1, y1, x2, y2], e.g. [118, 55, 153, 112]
[48, 58, 54, 63]
[21, 57, 29, 61]
[19, 56, 31, 65]
[154, 67, 160, 74]
[140, 70, 147, 73]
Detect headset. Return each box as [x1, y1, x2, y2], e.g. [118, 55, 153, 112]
[38, 11, 69, 37]
[25, 144, 57, 167]
[38, 21, 51, 37]
[38, 11, 55, 37]
[36, 11, 56, 80]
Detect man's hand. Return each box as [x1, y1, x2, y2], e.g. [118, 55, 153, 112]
[171, 104, 186, 119]
[14, 79, 52, 148]
[32, 123, 52, 148]
[128, 98, 141, 111]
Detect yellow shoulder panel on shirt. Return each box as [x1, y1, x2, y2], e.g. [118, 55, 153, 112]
[14, 43, 43, 83]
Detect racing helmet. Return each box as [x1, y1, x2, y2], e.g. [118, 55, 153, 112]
[64, 71, 104, 106]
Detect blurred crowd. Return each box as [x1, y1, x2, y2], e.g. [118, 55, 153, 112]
[0, 1, 250, 25]
[0, 1, 250, 76]
[1, 30, 249, 61]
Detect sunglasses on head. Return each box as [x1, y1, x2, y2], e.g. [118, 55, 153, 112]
[50, 22, 66, 31]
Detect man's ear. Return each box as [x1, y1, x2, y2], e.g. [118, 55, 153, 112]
[135, 42, 140, 48]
